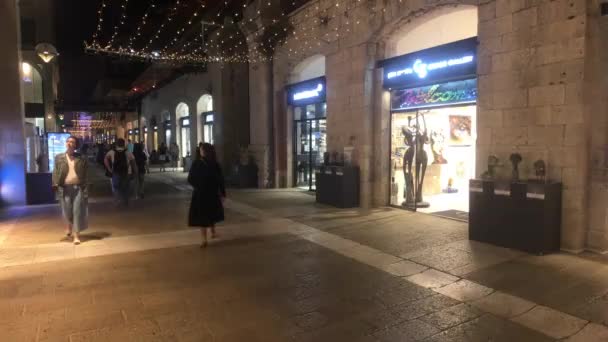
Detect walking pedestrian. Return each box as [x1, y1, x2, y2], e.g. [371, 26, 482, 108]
[104, 138, 138, 206]
[170, 142, 180, 171]
[159, 142, 168, 172]
[188, 143, 225, 248]
[52, 136, 89, 245]
[133, 143, 147, 199]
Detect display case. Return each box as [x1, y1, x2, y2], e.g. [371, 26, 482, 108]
[315, 166, 359, 208]
[469, 179, 562, 254]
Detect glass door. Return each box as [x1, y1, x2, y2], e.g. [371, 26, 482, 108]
[294, 120, 311, 189]
[310, 119, 327, 190]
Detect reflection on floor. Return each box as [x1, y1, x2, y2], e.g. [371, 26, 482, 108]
[418, 191, 469, 217]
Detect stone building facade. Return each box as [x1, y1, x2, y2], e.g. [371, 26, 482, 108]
[243, 0, 608, 253]
[140, 63, 249, 171]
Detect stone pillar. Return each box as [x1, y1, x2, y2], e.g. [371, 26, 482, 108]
[42, 63, 57, 132]
[0, 0, 27, 206]
[249, 61, 273, 188]
[585, 7, 608, 252]
[326, 43, 376, 208]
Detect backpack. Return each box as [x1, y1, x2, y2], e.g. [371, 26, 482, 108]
[112, 149, 129, 176]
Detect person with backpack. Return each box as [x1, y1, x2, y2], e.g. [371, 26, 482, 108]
[133, 143, 147, 199]
[104, 138, 138, 206]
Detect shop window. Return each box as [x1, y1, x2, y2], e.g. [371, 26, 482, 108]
[204, 113, 214, 144]
[21, 62, 43, 104]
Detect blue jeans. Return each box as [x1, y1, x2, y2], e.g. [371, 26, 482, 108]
[59, 185, 88, 233]
[112, 174, 132, 205]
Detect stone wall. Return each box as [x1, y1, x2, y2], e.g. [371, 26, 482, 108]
[476, 0, 590, 252]
[245, 0, 608, 251]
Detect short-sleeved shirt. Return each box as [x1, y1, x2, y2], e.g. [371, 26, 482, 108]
[105, 149, 136, 174]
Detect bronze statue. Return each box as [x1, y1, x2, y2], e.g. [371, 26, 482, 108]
[402, 112, 430, 208]
[510, 153, 522, 181]
[534, 159, 546, 182]
[481, 155, 499, 179]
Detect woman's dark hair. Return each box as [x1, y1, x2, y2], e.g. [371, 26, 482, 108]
[67, 135, 80, 148]
[133, 143, 143, 154]
[198, 143, 217, 162]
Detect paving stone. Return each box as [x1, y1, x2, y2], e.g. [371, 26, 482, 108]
[511, 305, 588, 339]
[406, 269, 460, 289]
[565, 323, 608, 342]
[425, 314, 554, 342]
[470, 291, 536, 318]
[435, 279, 494, 302]
[381, 260, 428, 277]
[419, 303, 483, 330]
[373, 318, 440, 341]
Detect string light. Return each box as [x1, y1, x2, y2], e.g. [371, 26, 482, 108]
[85, 0, 368, 65]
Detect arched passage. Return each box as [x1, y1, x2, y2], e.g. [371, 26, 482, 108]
[290, 54, 326, 83]
[176, 102, 191, 158]
[196, 94, 213, 144]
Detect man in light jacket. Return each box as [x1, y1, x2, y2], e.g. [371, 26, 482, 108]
[52, 136, 89, 245]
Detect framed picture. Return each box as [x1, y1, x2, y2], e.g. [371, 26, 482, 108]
[449, 115, 472, 146]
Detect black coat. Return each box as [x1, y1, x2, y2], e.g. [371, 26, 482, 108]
[188, 158, 226, 227]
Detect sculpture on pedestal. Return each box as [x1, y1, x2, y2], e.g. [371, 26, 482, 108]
[534, 159, 546, 182]
[402, 112, 430, 208]
[481, 155, 499, 180]
[510, 153, 522, 181]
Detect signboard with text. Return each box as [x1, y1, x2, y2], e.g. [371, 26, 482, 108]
[391, 79, 477, 111]
[379, 37, 478, 89]
[286, 76, 326, 106]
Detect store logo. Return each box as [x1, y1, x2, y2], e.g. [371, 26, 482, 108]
[293, 83, 324, 101]
[387, 55, 474, 80]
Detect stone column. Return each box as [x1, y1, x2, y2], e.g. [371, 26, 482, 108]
[249, 61, 273, 188]
[0, 0, 27, 206]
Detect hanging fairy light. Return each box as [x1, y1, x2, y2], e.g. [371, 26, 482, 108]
[84, 0, 369, 65]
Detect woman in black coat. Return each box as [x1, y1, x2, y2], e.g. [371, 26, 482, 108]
[188, 143, 226, 247]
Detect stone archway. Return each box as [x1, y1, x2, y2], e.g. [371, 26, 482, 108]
[289, 54, 326, 83]
[196, 94, 213, 144]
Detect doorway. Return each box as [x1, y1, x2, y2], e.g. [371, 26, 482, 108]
[389, 105, 476, 217]
[180, 117, 191, 157]
[293, 103, 327, 191]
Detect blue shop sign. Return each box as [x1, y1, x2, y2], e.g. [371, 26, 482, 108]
[286, 76, 326, 106]
[379, 37, 478, 89]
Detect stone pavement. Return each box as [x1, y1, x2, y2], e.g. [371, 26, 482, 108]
[0, 172, 607, 341]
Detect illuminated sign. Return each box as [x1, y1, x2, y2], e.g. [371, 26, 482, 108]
[293, 84, 323, 101]
[387, 55, 474, 80]
[391, 79, 477, 111]
[287, 76, 326, 105]
[380, 37, 478, 89]
[47, 133, 70, 172]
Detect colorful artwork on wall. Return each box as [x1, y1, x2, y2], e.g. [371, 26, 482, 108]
[449, 115, 472, 146]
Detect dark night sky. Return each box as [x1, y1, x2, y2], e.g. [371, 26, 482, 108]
[55, 0, 105, 105]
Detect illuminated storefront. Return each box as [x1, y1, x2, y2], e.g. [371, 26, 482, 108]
[286, 76, 327, 191]
[380, 38, 477, 215]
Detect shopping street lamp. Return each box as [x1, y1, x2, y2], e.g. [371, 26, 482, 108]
[35, 43, 59, 63]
